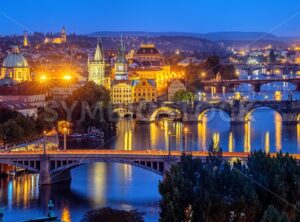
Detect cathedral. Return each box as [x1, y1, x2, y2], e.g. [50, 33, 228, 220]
[0, 46, 31, 82]
[88, 39, 105, 86]
[44, 27, 67, 44]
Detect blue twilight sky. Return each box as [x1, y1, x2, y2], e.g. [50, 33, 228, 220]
[1, 0, 300, 36]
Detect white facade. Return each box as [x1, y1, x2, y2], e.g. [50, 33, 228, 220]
[168, 79, 186, 101]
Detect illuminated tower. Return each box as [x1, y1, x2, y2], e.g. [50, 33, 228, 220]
[114, 35, 128, 80]
[88, 39, 105, 85]
[23, 31, 28, 47]
[61, 26, 67, 43]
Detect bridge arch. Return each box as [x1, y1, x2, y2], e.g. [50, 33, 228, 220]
[245, 107, 282, 122]
[260, 81, 296, 91]
[113, 108, 134, 118]
[149, 106, 182, 122]
[49, 158, 166, 176]
[198, 108, 231, 122]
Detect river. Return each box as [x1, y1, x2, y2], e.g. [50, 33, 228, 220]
[2, 78, 300, 222]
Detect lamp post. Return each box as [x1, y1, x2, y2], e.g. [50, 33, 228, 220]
[43, 131, 47, 155]
[63, 127, 67, 151]
[168, 131, 171, 156]
[184, 127, 188, 153]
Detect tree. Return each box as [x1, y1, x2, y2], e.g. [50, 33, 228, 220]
[219, 64, 236, 80]
[172, 90, 194, 102]
[64, 81, 114, 133]
[260, 205, 289, 222]
[80, 207, 144, 222]
[159, 151, 300, 222]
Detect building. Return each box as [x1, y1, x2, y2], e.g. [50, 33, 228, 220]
[50, 82, 82, 101]
[44, 27, 67, 44]
[167, 79, 186, 101]
[132, 79, 157, 103]
[177, 57, 203, 67]
[0, 46, 31, 83]
[133, 43, 162, 64]
[88, 39, 105, 86]
[0, 83, 46, 108]
[114, 36, 128, 80]
[129, 44, 171, 95]
[0, 101, 36, 117]
[111, 80, 132, 105]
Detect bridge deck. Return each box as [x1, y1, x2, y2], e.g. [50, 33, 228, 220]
[0, 150, 299, 160]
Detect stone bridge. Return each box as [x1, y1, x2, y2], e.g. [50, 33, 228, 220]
[200, 78, 300, 92]
[234, 64, 300, 75]
[112, 100, 300, 125]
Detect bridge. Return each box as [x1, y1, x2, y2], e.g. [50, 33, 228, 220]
[2, 149, 299, 185]
[200, 77, 300, 92]
[112, 100, 300, 124]
[234, 64, 300, 75]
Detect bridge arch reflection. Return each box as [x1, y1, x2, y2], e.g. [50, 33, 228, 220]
[149, 106, 182, 122]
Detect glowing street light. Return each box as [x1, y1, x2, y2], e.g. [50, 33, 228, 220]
[39, 74, 47, 82]
[62, 75, 72, 81]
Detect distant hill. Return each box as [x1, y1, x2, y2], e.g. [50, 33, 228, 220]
[89, 31, 299, 45]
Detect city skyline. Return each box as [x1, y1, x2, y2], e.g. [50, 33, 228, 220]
[1, 0, 300, 36]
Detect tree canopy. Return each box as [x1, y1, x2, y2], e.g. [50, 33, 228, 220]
[159, 150, 300, 222]
[0, 108, 50, 146]
[172, 90, 194, 102]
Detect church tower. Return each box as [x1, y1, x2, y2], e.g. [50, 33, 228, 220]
[88, 39, 105, 86]
[61, 26, 67, 43]
[23, 31, 28, 47]
[114, 35, 128, 80]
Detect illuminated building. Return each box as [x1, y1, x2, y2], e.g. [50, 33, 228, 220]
[88, 39, 105, 86]
[167, 79, 186, 101]
[129, 43, 171, 95]
[111, 80, 132, 105]
[111, 36, 131, 104]
[0, 82, 46, 116]
[50, 82, 82, 101]
[23, 31, 28, 47]
[0, 46, 31, 82]
[114, 36, 128, 80]
[44, 26, 67, 44]
[177, 57, 203, 67]
[132, 79, 157, 102]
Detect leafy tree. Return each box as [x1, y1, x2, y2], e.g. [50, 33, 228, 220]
[172, 90, 194, 102]
[219, 64, 236, 80]
[159, 151, 300, 222]
[80, 207, 144, 222]
[64, 81, 114, 133]
[260, 205, 289, 222]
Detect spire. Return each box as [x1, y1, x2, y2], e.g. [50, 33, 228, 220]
[94, 38, 103, 61]
[24, 31, 28, 47]
[116, 35, 126, 63]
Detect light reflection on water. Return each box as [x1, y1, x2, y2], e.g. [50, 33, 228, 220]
[2, 80, 300, 221]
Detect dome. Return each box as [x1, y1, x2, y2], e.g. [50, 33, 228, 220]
[2, 46, 29, 68]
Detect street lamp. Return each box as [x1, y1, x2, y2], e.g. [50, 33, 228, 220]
[63, 127, 68, 151]
[168, 131, 171, 156]
[43, 130, 47, 155]
[184, 127, 188, 153]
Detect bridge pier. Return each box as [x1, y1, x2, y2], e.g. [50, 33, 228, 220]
[39, 155, 72, 185]
[39, 155, 51, 185]
[296, 83, 300, 91]
[253, 83, 261, 92]
[282, 113, 298, 125]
